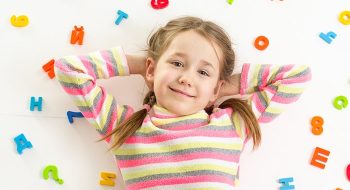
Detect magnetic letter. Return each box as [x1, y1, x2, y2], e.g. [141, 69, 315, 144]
[14, 133, 33, 154]
[42, 59, 55, 79]
[319, 32, 337, 44]
[339, 10, 350, 25]
[279, 177, 295, 190]
[115, 10, 128, 25]
[100, 172, 116, 186]
[70, 26, 84, 45]
[310, 147, 330, 169]
[67, 111, 84, 124]
[30, 96, 43, 111]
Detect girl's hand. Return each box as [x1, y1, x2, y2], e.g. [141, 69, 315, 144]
[126, 54, 152, 90]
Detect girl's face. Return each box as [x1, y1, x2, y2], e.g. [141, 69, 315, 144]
[146, 30, 224, 116]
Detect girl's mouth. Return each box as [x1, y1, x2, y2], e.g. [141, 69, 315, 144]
[169, 87, 195, 98]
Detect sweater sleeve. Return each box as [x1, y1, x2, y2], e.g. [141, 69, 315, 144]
[239, 63, 312, 123]
[54, 46, 135, 143]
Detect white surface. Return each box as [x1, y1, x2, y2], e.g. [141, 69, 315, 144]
[0, 0, 349, 189]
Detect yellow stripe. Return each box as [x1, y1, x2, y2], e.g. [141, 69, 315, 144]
[268, 66, 281, 83]
[56, 73, 91, 85]
[111, 48, 125, 75]
[100, 94, 114, 127]
[116, 142, 242, 155]
[123, 163, 237, 180]
[161, 115, 208, 124]
[251, 64, 261, 93]
[287, 65, 308, 78]
[265, 106, 283, 114]
[278, 85, 304, 94]
[74, 87, 100, 107]
[90, 53, 104, 78]
[137, 123, 159, 134]
[232, 112, 243, 138]
[259, 91, 270, 104]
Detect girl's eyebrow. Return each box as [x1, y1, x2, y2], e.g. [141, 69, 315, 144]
[170, 52, 216, 71]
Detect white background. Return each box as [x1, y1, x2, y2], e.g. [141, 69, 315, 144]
[0, 0, 349, 189]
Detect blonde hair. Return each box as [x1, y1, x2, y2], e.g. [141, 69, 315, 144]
[101, 16, 261, 150]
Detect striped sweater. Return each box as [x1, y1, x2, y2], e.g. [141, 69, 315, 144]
[54, 47, 311, 189]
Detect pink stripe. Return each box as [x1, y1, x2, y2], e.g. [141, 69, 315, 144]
[265, 86, 277, 94]
[80, 87, 106, 119]
[100, 50, 115, 77]
[240, 64, 250, 95]
[61, 82, 94, 95]
[79, 56, 97, 79]
[281, 74, 311, 84]
[252, 93, 265, 113]
[125, 130, 238, 144]
[210, 107, 232, 119]
[165, 122, 207, 130]
[104, 108, 118, 143]
[273, 65, 294, 82]
[118, 152, 240, 168]
[128, 175, 234, 189]
[258, 116, 273, 123]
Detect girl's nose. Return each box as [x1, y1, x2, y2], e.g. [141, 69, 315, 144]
[178, 72, 192, 86]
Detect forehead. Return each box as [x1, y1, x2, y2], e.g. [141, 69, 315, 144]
[164, 30, 223, 69]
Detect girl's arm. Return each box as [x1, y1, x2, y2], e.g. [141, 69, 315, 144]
[224, 64, 312, 123]
[55, 47, 138, 143]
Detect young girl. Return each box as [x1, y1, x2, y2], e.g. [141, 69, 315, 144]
[55, 16, 311, 189]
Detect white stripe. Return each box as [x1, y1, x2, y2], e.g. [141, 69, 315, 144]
[122, 158, 237, 174]
[114, 46, 130, 75]
[121, 136, 243, 149]
[144, 182, 235, 190]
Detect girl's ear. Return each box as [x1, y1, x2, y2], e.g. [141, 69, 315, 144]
[145, 57, 156, 89]
[210, 80, 225, 102]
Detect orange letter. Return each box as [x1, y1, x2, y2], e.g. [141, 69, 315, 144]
[310, 147, 330, 169]
[254, 36, 269, 51]
[70, 26, 84, 45]
[311, 116, 323, 135]
[42, 59, 55, 79]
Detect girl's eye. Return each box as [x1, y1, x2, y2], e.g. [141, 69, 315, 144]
[172, 61, 183, 67]
[199, 70, 209, 77]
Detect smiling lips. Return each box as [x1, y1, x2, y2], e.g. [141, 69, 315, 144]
[169, 87, 195, 98]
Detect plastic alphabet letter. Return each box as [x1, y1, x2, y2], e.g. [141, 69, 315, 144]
[115, 10, 128, 25]
[151, 0, 169, 9]
[278, 177, 295, 190]
[254, 36, 269, 50]
[310, 147, 330, 169]
[100, 172, 116, 186]
[347, 164, 350, 181]
[30, 96, 43, 111]
[67, 111, 84, 124]
[339, 10, 350, 25]
[319, 32, 337, 44]
[70, 26, 84, 45]
[14, 133, 33, 154]
[43, 165, 64, 184]
[42, 59, 55, 79]
[311, 116, 324, 135]
[10, 15, 29, 27]
[333, 95, 348, 110]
